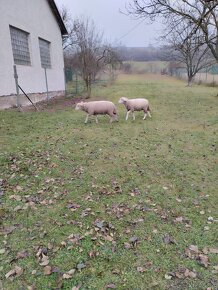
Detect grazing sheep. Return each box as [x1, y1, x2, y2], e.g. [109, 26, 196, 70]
[75, 101, 118, 123]
[118, 97, 151, 121]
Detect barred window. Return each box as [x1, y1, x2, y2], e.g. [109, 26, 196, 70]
[10, 26, 31, 65]
[39, 38, 51, 68]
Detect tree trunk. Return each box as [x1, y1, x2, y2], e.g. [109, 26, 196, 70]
[84, 75, 91, 98]
[187, 75, 193, 86]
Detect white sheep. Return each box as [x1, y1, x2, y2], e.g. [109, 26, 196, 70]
[118, 97, 151, 121]
[75, 101, 118, 123]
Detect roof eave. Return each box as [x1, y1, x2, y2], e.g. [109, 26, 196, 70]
[47, 0, 68, 35]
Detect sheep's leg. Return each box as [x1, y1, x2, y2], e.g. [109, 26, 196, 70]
[114, 114, 118, 122]
[143, 113, 147, 120]
[148, 111, 152, 118]
[126, 111, 131, 121]
[95, 116, 99, 124]
[132, 112, 136, 121]
[85, 114, 89, 124]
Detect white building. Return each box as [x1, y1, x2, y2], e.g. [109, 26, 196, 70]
[0, 0, 67, 109]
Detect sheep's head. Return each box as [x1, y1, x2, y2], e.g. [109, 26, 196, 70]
[75, 102, 84, 110]
[118, 97, 128, 104]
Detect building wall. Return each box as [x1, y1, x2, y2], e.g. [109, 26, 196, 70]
[0, 0, 65, 97]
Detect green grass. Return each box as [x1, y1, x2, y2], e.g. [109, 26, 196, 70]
[0, 74, 217, 290]
[124, 61, 168, 74]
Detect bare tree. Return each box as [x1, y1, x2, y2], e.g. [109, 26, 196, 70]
[126, 0, 218, 62]
[60, 6, 76, 50]
[71, 17, 120, 97]
[164, 21, 215, 85]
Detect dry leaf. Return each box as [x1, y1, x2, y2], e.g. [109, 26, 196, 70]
[106, 284, 116, 289]
[44, 266, 52, 275]
[189, 245, 199, 254]
[124, 242, 131, 249]
[39, 254, 49, 266]
[163, 234, 174, 244]
[72, 285, 81, 290]
[184, 269, 197, 278]
[5, 266, 23, 279]
[0, 249, 6, 254]
[15, 266, 23, 277]
[174, 216, 183, 223]
[137, 267, 146, 273]
[209, 248, 218, 254]
[5, 269, 16, 279]
[198, 254, 209, 268]
[164, 274, 172, 280]
[63, 273, 72, 279]
[104, 235, 113, 242]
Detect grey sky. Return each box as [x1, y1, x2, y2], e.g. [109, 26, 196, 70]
[54, 0, 162, 47]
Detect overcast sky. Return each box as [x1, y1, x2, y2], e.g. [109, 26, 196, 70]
[54, 0, 162, 47]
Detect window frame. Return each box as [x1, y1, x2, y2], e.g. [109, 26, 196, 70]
[38, 38, 51, 69]
[9, 25, 31, 66]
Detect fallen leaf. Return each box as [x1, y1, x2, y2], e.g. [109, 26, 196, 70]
[5, 266, 23, 279]
[207, 216, 214, 221]
[72, 285, 81, 290]
[16, 250, 30, 260]
[163, 234, 174, 244]
[44, 266, 52, 275]
[39, 253, 49, 266]
[76, 263, 86, 270]
[106, 284, 116, 289]
[174, 216, 183, 223]
[0, 225, 16, 235]
[124, 242, 131, 249]
[129, 236, 138, 245]
[189, 245, 199, 254]
[209, 248, 218, 254]
[137, 267, 146, 273]
[5, 269, 16, 279]
[63, 273, 72, 279]
[197, 254, 209, 268]
[164, 274, 172, 280]
[104, 235, 113, 242]
[184, 269, 197, 278]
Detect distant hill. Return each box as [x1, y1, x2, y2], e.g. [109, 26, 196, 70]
[115, 46, 162, 61]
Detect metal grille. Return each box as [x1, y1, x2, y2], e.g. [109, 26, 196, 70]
[10, 26, 31, 65]
[39, 38, 51, 68]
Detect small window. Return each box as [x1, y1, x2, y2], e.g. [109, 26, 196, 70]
[10, 26, 31, 65]
[39, 38, 51, 68]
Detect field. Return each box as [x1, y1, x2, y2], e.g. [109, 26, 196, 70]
[0, 73, 218, 290]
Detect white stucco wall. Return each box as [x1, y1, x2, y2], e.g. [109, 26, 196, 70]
[0, 0, 65, 97]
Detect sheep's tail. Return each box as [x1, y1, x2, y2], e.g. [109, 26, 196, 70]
[113, 106, 118, 115]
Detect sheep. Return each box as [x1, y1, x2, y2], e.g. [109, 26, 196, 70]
[75, 101, 118, 123]
[118, 97, 151, 121]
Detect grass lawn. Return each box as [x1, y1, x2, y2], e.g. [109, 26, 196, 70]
[0, 73, 217, 290]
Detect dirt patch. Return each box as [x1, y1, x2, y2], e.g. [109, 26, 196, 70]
[19, 94, 84, 112]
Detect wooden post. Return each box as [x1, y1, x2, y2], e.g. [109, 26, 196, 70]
[13, 65, 20, 109]
[44, 68, 49, 102]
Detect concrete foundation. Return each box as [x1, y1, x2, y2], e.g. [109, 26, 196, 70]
[0, 90, 65, 109]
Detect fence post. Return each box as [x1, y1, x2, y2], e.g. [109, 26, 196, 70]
[44, 68, 49, 102]
[76, 72, 78, 95]
[63, 67, 67, 97]
[13, 65, 20, 109]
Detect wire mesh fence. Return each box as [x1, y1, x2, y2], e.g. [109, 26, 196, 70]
[64, 68, 117, 97]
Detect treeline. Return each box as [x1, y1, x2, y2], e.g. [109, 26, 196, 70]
[115, 46, 163, 61]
